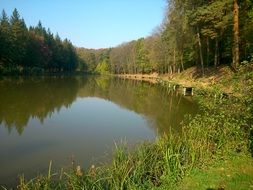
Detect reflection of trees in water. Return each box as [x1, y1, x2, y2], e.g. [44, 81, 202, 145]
[0, 77, 79, 134]
[0, 76, 198, 135]
[78, 77, 198, 134]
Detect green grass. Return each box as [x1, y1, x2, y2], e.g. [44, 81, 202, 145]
[167, 153, 253, 190]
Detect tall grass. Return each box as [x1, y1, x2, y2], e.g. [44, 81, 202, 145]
[16, 109, 250, 190]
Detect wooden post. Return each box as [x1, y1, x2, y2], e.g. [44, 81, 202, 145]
[183, 87, 193, 96]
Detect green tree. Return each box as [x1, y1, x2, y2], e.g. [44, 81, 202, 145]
[135, 38, 151, 74]
[10, 8, 28, 69]
[239, 0, 253, 62]
[0, 10, 11, 69]
[0, 8, 78, 75]
[95, 60, 110, 74]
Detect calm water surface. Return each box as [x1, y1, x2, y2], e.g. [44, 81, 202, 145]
[0, 76, 198, 187]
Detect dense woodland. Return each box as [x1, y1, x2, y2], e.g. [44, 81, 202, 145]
[77, 0, 253, 75]
[1, 1, 253, 75]
[0, 9, 77, 75]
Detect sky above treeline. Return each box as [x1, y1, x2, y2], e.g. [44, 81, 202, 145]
[0, 0, 166, 49]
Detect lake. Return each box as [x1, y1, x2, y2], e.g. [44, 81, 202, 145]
[0, 76, 198, 187]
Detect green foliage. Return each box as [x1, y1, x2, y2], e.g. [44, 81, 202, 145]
[77, 0, 252, 75]
[3, 2, 250, 76]
[135, 38, 151, 74]
[0, 9, 78, 75]
[109, 41, 136, 74]
[76, 48, 111, 73]
[95, 60, 110, 74]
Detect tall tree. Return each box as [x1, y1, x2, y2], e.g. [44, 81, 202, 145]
[10, 8, 28, 68]
[239, 0, 253, 61]
[232, 0, 240, 70]
[0, 10, 11, 66]
[135, 38, 151, 74]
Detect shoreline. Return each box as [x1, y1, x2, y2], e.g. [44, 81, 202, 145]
[115, 65, 237, 96]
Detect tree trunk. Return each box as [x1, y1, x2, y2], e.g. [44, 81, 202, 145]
[197, 31, 204, 76]
[214, 38, 218, 68]
[232, 0, 239, 70]
[206, 37, 210, 66]
[173, 46, 176, 73]
[180, 51, 184, 71]
[170, 65, 173, 75]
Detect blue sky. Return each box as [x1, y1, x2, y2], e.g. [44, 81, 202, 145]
[0, 0, 166, 49]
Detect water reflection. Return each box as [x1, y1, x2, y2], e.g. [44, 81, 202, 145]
[0, 77, 78, 134]
[78, 76, 198, 134]
[0, 76, 198, 187]
[0, 76, 198, 135]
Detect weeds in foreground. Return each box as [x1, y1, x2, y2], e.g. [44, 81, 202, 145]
[16, 108, 251, 190]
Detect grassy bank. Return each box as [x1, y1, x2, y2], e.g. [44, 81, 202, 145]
[170, 153, 253, 190]
[8, 64, 253, 190]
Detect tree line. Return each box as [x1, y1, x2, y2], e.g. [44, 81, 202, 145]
[77, 0, 253, 75]
[1, 1, 252, 76]
[76, 47, 111, 74]
[0, 9, 78, 75]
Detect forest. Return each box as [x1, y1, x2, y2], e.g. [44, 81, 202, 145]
[1, 1, 252, 76]
[0, 9, 78, 75]
[77, 0, 253, 75]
